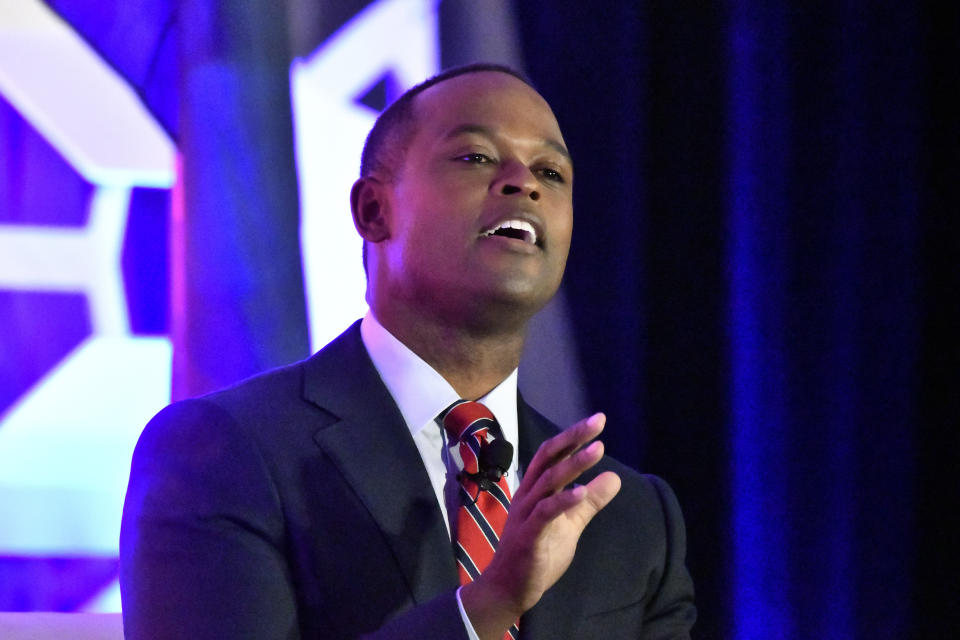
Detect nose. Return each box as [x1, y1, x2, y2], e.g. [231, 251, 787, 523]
[494, 161, 540, 202]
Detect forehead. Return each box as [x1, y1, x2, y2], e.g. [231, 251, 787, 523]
[409, 72, 566, 150]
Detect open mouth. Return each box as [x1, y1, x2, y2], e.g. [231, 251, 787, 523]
[481, 219, 539, 246]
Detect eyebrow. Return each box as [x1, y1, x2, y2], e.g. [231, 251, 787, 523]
[442, 123, 573, 164]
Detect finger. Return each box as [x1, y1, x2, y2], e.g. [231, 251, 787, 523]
[529, 471, 622, 528]
[512, 439, 606, 521]
[581, 471, 622, 515]
[522, 413, 606, 489]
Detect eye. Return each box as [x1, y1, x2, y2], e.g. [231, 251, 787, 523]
[539, 167, 566, 183]
[456, 152, 494, 164]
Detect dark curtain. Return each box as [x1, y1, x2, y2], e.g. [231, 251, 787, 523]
[516, 2, 958, 638]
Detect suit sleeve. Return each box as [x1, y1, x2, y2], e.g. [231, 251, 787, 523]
[640, 475, 697, 640]
[120, 399, 471, 640]
[120, 400, 300, 639]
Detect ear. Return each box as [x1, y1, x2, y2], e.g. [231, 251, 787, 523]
[350, 177, 391, 243]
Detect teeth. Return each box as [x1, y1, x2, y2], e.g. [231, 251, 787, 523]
[483, 219, 538, 245]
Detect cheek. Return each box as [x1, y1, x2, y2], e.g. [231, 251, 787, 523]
[391, 216, 460, 276]
[551, 204, 574, 251]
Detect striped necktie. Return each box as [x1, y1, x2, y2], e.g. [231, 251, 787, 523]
[442, 400, 519, 640]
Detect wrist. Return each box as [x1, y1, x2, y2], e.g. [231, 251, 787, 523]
[459, 578, 524, 640]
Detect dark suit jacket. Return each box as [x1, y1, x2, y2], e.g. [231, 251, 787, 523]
[120, 322, 695, 639]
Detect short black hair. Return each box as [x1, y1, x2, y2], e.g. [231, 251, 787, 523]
[358, 62, 532, 180]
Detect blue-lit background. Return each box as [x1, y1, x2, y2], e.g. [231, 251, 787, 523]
[1, 1, 955, 638]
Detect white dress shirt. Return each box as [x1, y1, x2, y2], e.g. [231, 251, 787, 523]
[360, 311, 520, 639]
[360, 311, 521, 532]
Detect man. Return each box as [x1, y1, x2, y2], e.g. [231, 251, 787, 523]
[120, 64, 695, 639]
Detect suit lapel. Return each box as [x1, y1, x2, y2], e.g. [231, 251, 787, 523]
[517, 395, 558, 468]
[302, 322, 458, 604]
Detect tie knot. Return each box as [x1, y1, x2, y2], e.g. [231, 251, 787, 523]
[441, 400, 497, 443]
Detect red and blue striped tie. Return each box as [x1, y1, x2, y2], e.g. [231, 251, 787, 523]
[442, 400, 519, 640]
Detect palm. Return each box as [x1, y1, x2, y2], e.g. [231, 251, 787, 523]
[482, 414, 622, 613]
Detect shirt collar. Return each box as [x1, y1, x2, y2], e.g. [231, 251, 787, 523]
[360, 311, 519, 446]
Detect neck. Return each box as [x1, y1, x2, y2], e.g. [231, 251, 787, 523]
[373, 304, 527, 400]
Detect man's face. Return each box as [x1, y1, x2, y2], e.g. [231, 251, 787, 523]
[375, 71, 574, 329]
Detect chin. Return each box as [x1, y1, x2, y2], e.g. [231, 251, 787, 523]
[482, 281, 558, 318]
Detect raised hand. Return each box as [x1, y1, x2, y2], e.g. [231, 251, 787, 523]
[460, 413, 622, 640]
